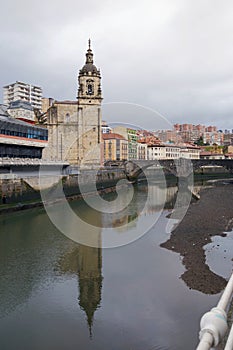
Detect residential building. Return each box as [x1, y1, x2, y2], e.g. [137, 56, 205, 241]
[226, 145, 233, 154]
[147, 145, 166, 160]
[137, 141, 147, 160]
[3, 81, 42, 110]
[223, 133, 233, 146]
[203, 131, 224, 145]
[147, 143, 200, 160]
[102, 133, 128, 161]
[180, 145, 200, 159]
[137, 130, 160, 145]
[156, 129, 181, 144]
[147, 144, 180, 160]
[173, 124, 222, 145]
[164, 145, 181, 159]
[179, 130, 201, 143]
[206, 126, 217, 132]
[102, 121, 112, 134]
[225, 153, 233, 159]
[200, 151, 225, 160]
[113, 126, 138, 160]
[174, 123, 216, 133]
[127, 129, 138, 160]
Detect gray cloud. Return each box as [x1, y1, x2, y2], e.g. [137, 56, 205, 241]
[1, 0, 233, 129]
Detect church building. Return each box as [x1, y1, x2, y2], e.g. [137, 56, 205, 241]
[43, 40, 103, 167]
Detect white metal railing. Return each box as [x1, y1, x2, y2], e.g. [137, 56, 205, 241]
[196, 272, 233, 350]
[224, 324, 233, 350]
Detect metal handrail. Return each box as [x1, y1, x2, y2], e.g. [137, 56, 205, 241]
[196, 272, 233, 350]
[224, 324, 233, 350]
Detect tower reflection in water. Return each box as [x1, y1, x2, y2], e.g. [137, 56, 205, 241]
[58, 182, 176, 337]
[78, 244, 103, 337]
[59, 207, 103, 338]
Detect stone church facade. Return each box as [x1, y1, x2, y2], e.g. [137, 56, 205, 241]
[43, 40, 103, 167]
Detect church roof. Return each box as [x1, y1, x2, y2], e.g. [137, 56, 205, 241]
[54, 100, 77, 105]
[80, 63, 99, 74]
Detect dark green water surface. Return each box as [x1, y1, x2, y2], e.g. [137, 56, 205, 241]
[0, 182, 225, 350]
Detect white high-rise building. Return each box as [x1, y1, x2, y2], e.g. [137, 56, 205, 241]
[3, 81, 42, 110]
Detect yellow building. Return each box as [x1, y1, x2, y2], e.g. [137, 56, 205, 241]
[227, 145, 233, 154]
[102, 133, 128, 161]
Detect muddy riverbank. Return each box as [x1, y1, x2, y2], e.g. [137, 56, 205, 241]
[161, 181, 233, 294]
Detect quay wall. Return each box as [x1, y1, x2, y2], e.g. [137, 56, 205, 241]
[0, 165, 231, 212]
[0, 169, 127, 207]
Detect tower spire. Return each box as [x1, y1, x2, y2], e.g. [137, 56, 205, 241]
[85, 38, 93, 64]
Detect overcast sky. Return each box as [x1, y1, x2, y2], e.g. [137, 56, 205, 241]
[1, 0, 233, 130]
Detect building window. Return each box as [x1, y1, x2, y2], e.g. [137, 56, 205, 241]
[66, 113, 70, 123]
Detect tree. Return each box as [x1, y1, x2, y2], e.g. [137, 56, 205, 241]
[195, 136, 204, 146]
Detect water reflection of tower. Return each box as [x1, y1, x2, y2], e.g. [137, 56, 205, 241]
[78, 243, 103, 337]
[59, 206, 103, 337]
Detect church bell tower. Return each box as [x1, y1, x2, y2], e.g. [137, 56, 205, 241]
[78, 39, 102, 105]
[77, 40, 103, 167]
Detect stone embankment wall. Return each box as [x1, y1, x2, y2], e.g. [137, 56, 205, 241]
[0, 169, 126, 206]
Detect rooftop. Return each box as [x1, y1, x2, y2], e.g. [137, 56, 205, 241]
[0, 105, 9, 117]
[102, 133, 127, 141]
[9, 100, 34, 111]
[3, 81, 42, 89]
[54, 100, 78, 105]
[0, 114, 46, 131]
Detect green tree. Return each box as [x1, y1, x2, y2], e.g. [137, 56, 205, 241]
[195, 136, 204, 146]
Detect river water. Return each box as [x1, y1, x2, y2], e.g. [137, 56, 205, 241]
[0, 181, 229, 350]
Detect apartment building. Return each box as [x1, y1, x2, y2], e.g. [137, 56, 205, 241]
[147, 144, 200, 160]
[102, 120, 112, 134]
[203, 131, 224, 145]
[147, 145, 174, 160]
[113, 127, 138, 160]
[137, 141, 148, 160]
[180, 145, 200, 159]
[3, 81, 42, 110]
[102, 133, 128, 161]
[156, 129, 181, 144]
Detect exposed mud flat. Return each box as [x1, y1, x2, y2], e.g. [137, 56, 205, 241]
[161, 182, 233, 294]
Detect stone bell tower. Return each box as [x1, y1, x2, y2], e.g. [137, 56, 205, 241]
[77, 39, 103, 167]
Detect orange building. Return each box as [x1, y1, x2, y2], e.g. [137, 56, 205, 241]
[102, 133, 128, 161]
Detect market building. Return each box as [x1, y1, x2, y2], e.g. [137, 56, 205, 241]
[0, 105, 48, 160]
